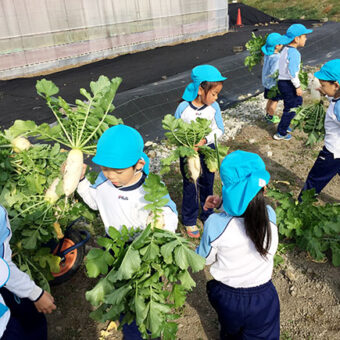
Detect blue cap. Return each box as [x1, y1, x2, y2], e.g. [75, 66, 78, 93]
[261, 33, 286, 55]
[281, 24, 313, 44]
[220, 150, 270, 216]
[92, 125, 149, 173]
[314, 59, 340, 83]
[182, 65, 226, 101]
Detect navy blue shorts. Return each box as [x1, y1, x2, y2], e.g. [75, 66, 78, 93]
[264, 88, 282, 102]
[207, 279, 280, 340]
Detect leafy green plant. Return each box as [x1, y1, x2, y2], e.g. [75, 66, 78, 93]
[0, 137, 96, 290]
[161, 114, 229, 180]
[143, 173, 170, 230]
[0, 75, 122, 289]
[244, 32, 267, 71]
[291, 100, 326, 146]
[267, 188, 340, 266]
[35, 76, 123, 196]
[85, 174, 205, 339]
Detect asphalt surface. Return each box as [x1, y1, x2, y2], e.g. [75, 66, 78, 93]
[0, 4, 339, 140]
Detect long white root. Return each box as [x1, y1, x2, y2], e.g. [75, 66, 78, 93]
[187, 154, 201, 183]
[63, 149, 84, 196]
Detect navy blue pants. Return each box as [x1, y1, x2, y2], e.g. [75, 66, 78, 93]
[180, 145, 215, 226]
[277, 80, 303, 136]
[299, 146, 340, 201]
[0, 288, 47, 340]
[207, 280, 280, 340]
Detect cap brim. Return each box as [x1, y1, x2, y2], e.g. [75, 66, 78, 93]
[304, 28, 313, 34]
[314, 70, 332, 81]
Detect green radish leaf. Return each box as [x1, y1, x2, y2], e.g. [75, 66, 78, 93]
[85, 277, 113, 306]
[85, 248, 114, 277]
[104, 284, 132, 305]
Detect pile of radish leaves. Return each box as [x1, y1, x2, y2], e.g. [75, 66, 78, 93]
[291, 100, 326, 146]
[85, 174, 205, 339]
[161, 114, 229, 179]
[0, 75, 123, 290]
[267, 187, 340, 266]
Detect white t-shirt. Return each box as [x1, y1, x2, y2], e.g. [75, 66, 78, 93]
[77, 172, 178, 235]
[196, 206, 278, 288]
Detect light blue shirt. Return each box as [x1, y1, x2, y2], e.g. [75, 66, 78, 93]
[262, 53, 280, 89]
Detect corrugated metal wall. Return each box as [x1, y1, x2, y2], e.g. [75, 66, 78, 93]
[0, 0, 228, 79]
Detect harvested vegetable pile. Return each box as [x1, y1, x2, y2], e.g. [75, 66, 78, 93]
[0, 75, 122, 289]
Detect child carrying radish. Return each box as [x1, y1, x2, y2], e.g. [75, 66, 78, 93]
[77, 124, 178, 339]
[197, 150, 280, 339]
[174, 64, 226, 238]
[299, 59, 340, 199]
[0, 205, 56, 339]
[274, 23, 313, 141]
[77, 124, 178, 235]
[261, 33, 286, 123]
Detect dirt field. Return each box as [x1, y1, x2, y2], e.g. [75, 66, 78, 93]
[47, 93, 340, 340]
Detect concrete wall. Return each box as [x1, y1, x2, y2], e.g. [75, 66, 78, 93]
[0, 0, 229, 79]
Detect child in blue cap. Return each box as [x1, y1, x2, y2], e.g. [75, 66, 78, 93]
[77, 124, 178, 235]
[261, 33, 286, 123]
[197, 150, 280, 339]
[299, 59, 340, 199]
[77, 124, 178, 339]
[174, 64, 226, 238]
[0, 205, 56, 339]
[274, 23, 313, 141]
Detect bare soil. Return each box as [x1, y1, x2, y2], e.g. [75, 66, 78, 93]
[47, 110, 340, 340]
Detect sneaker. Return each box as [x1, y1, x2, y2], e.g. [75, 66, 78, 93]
[185, 225, 200, 238]
[273, 132, 292, 141]
[265, 114, 280, 124]
[287, 126, 292, 133]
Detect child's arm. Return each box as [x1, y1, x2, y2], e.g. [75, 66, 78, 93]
[205, 102, 225, 145]
[0, 207, 56, 313]
[287, 48, 302, 95]
[174, 101, 189, 119]
[76, 167, 101, 210]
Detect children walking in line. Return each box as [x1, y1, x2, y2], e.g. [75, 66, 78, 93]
[0, 205, 56, 339]
[174, 64, 226, 238]
[261, 33, 286, 123]
[197, 150, 280, 340]
[274, 23, 313, 141]
[77, 124, 178, 340]
[299, 59, 340, 199]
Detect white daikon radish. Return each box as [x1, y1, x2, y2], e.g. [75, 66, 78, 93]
[11, 136, 32, 153]
[187, 154, 201, 183]
[310, 76, 321, 101]
[45, 178, 61, 204]
[146, 211, 165, 230]
[63, 149, 84, 196]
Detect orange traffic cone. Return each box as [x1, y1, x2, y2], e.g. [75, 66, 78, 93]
[236, 8, 243, 27]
